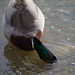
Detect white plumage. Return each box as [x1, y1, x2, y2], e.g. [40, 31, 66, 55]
[2, 0, 45, 42]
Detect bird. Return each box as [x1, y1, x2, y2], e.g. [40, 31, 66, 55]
[2, 0, 57, 63]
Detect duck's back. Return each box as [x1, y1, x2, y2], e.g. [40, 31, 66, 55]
[2, 0, 45, 40]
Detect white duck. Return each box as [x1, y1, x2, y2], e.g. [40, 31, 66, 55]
[2, 0, 57, 63]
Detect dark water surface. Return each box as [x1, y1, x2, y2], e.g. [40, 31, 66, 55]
[0, 0, 75, 75]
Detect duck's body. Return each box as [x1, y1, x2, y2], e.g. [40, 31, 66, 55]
[2, 0, 57, 63]
[2, 0, 45, 50]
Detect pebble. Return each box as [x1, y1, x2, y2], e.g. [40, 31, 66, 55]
[67, 38, 70, 41]
[16, 70, 19, 73]
[58, 29, 61, 32]
[51, 26, 54, 29]
[71, 62, 75, 66]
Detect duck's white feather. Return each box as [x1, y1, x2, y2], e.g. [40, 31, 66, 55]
[2, 0, 45, 40]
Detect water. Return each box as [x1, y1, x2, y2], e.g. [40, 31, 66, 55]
[0, 0, 75, 75]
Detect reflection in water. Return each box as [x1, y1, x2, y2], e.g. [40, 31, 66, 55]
[4, 44, 55, 74]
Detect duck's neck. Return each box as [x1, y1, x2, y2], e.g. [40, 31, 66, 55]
[33, 37, 57, 63]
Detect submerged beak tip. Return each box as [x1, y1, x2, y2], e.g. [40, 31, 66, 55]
[43, 56, 57, 63]
[49, 56, 57, 63]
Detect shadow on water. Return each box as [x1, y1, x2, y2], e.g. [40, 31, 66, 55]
[4, 44, 55, 75]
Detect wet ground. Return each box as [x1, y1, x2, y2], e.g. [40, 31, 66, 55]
[0, 0, 75, 75]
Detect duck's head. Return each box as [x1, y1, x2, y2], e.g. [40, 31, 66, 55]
[10, 34, 57, 63]
[33, 37, 57, 63]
